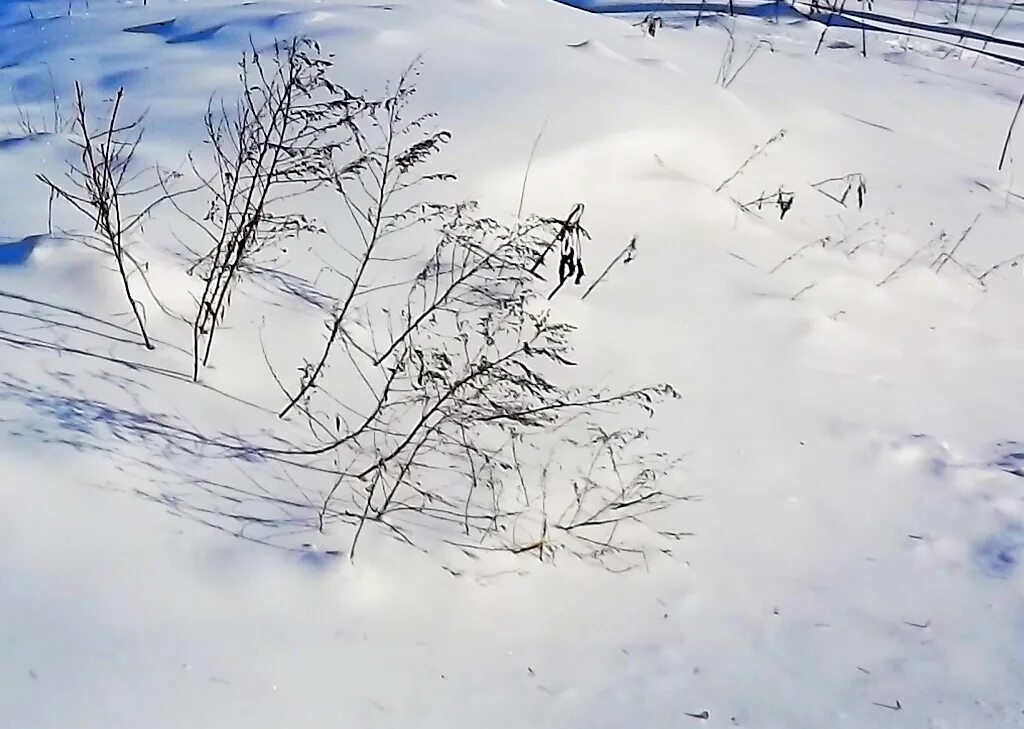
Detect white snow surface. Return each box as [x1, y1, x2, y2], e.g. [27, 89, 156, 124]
[3, 0, 1024, 726]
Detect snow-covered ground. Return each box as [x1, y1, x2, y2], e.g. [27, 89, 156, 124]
[3, 0, 1024, 726]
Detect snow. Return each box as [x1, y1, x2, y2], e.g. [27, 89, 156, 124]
[3, 0, 1024, 726]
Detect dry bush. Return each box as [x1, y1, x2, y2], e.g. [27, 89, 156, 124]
[238, 49, 686, 566]
[182, 38, 366, 380]
[38, 38, 684, 569]
[266, 188, 681, 565]
[39, 83, 178, 350]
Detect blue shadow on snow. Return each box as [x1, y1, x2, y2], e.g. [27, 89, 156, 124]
[974, 528, 1024, 579]
[0, 236, 44, 266]
[993, 441, 1024, 478]
[0, 375, 263, 461]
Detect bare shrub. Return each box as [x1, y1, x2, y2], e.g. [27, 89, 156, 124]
[183, 38, 364, 380]
[276, 63, 453, 417]
[57, 37, 684, 568]
[8, 68, 67, 139]
[250, 69, 682, 566]
[716, 24, 773, 89]
[266, 193, 680, 564]
[38, 83, 175, 350]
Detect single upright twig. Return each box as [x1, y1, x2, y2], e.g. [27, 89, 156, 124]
[581, 235, 637, 301]
[902, 0, 923, 50]
[972, 0, 1014, 67]
[860, 0, 869, 57]
[998, 89, 1024, 171]
[716, 129, 786, 193]
[814, 0, 848, 55]
[517, 118, 548, 220]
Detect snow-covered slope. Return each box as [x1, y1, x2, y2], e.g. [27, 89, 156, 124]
[3, 0, 1024, 726]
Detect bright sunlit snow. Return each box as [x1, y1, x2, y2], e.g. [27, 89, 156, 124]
[3, 0, 1024, 727]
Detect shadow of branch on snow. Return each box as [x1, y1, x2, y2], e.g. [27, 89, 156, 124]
[0, 372, 347, 549]
[0, 374, 262, 459]
[557, 0, 1024, 65]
